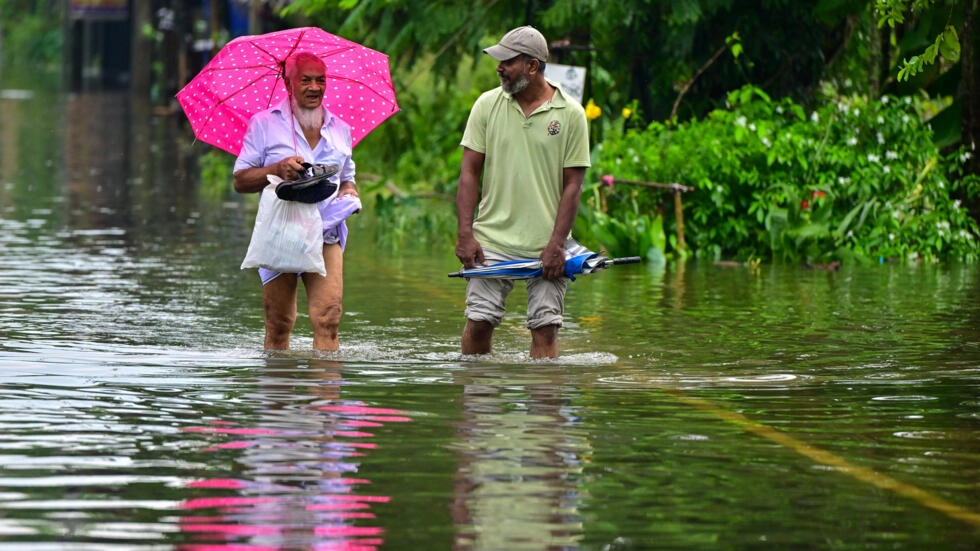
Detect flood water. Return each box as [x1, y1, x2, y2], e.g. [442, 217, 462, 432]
[1, 88, 978, 550]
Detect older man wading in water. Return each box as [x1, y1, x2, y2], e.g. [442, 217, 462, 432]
[233, 51, 361, 351]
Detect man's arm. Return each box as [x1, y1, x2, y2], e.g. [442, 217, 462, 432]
[540, 166, 586, 279]
[233, 156, 307, 194]
[336, 153, 358, 198]
[455, 147, 486, 269]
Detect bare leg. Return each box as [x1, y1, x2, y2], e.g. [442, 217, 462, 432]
[304, 243, 344, 351]
[530, 324, 559, 359]
[263, 273, 299, 349]
[462, 319, 494, 355]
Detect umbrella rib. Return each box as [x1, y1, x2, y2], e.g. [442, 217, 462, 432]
[192, 70, 284, 140]
[322, 72, 398, 108]
[282, 28, 308, 68]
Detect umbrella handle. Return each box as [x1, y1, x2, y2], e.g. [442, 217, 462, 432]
[610, 256, 643, 265]
[598, 256, 643, 268]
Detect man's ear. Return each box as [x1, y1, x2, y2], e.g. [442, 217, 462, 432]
[526, 58, 541, 75]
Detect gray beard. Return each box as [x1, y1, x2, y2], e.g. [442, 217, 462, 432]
[290, 96, 324, 131]
[502, 74, 529, 95]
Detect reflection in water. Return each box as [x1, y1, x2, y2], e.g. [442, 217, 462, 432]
[178, 360, 411, 550]
[450, 365, 589, 550]
[64, 92, 131, 230]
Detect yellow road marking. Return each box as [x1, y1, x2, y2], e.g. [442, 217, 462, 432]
[671, 392, 980, 527]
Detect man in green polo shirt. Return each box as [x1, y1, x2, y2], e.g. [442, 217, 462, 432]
[455, 25, 592, 359]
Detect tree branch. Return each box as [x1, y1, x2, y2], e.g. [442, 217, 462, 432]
[671, 42, 729, 120]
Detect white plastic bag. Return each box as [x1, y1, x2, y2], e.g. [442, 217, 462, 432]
[241, 180, 325, 276]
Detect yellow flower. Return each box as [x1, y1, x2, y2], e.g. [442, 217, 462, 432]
[622, 107, 633, 119]
[585, 99, 601, 121]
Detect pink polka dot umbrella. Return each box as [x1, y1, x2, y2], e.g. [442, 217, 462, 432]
[176, 27, 399, 156]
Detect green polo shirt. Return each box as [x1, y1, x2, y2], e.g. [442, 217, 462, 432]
[461, 80, 591, 258]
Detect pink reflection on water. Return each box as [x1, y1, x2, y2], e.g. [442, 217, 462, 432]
[177, 400, 411, 550]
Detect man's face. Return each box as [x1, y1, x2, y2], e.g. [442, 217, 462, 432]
[497, 55, 531, 95]
[288, 60, 326, 110]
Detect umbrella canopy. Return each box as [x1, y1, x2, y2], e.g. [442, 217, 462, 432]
[448, 252, 641, 280]
[177, 27, 399, 156]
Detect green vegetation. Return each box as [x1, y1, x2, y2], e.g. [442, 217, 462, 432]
[589, 86, 979, 264]
[0, 0, 62, 78]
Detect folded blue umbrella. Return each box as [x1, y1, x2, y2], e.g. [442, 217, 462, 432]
[448, 251, 641, 280]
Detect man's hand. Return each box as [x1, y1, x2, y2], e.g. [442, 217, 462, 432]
[455, 235, 486, 269]
[338, 181, 358, 198]
[540, 241, 565, 280]
[275, 156, 306, 180]
[234, 156, 306, 194]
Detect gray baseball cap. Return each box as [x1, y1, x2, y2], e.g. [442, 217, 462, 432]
[483, 26, 549, 62]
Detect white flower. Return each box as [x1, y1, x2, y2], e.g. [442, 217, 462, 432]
[762, 137, 772, 148]
[847, 137, 858, 146]
[838, 176, 849, 185]
[868, 154, 880, 163]
[904, 96, 912, 104]
[881, 96, 890, 104]
[847, 230, 853, 237]
[939, 181, 945, 189]
[776, 106, 784, 114]
[961, 151, 973, 163]
[877, 116, 884, 124]
[877, 132, 885, 144]
[886, 151, 898, 160]
[749, 123, 756, 132]
[954, 199, 962, 209]
[854, 108, 860, 117]
[889, 233, 895, 240]
[883, 166, 891, 174]
[902, 114, 910, 124]
[838, 103, 849, 114]
[892, 210, 900, 219]
[811, 111, 819, 123]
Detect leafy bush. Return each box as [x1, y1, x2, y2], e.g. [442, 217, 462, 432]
[0, 4, 62, 72]
[588, 85, 980, 263]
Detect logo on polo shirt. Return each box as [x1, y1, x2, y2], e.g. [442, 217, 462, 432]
[547, 120, 561, 136]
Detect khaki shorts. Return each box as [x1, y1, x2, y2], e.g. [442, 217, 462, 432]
[464, 248, 569, 329]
